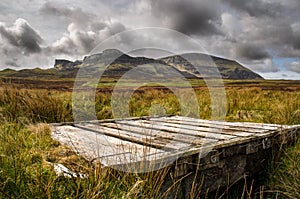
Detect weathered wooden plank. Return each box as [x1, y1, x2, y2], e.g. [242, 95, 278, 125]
[116, 120, 236, 140]
[177, 116, 293, 129]
[153, 116, 285, 131]
[51, 125, 214, 169]
[140, 119, 253, 137]
[150, 117, 265, 134]
[51, 125, 167, 166]
[75, 123, 178, 150]
[100, 122, 218, 146]
[82, 122, 201, 150]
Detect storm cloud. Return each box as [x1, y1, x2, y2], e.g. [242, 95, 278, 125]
[39, 2, 127, 56]
[291, 23, 300, 50]
[221, 0, 281, 17]
[150, 0, 222, 35]
[0, 0, 300, 79]
[0, 18, 42, 54]
[245, 59, 279, 73]
[40, 2, 92, 26]
[235, 43, 270, 60]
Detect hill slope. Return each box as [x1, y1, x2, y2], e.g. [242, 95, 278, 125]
[160, 53, 262, 79]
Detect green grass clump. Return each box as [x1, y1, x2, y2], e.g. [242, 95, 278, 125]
[226, 88, 300, 124]
[267, 139, 300, 199]
[0, 123, 59, 198]
[0, 87, 73, 123]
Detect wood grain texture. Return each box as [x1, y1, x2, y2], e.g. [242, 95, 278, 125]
[51, 116, 300, 168]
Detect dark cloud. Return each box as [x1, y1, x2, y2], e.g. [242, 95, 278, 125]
[150, 0, 222, 35]
[285, 61, 300, 73]
[90, 22, 107, 32]
[39, 2, 92, 25]
[38, 2, 127, 56]
[280, 0, 300, 18]
[243, 58, 279, 73]
[222, 0, 281, 17]
[235, 43, 270, 60]
[219, 7, 299, 61]
[0, 0, 299, 80]
[230, 16, 300, 59]
[247, 19, 293, 45]
[5, 59, 20, 68]
[292, 23, 300, 50]
[0, 18, 42, 54]
[0, 41, 54, 69]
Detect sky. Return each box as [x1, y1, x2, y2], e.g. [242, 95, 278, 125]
[0, 0, 300, 80]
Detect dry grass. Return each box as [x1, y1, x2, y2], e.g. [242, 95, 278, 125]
[0, 87, 73, 123]
[0, 85, 300, 198]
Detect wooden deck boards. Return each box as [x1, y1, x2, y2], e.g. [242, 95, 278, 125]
[51, 116, 300, 169]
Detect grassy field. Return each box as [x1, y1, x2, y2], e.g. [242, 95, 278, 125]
[0, 79, 300, 198]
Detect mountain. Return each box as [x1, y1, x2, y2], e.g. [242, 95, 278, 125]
[160, 53, 263, 79]
[0, 49, 263, 80]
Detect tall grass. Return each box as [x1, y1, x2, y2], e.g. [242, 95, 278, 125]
[267, 139, 300, 199]
[0, 122, 181, 198]
[0, 87, 73, 123]
[226, 88, 300, 125]
[1, 86, 299, 125]
[0, 85, 300, 198]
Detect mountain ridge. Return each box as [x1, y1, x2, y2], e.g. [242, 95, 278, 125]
[0, 49, 263, 80]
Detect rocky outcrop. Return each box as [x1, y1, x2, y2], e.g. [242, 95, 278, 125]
[54, 59, 82, 70]
[82, 49, 164, 67]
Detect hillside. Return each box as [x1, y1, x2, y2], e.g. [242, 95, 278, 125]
[0, 49, 263, 80]
[160, 53, 262, 79]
